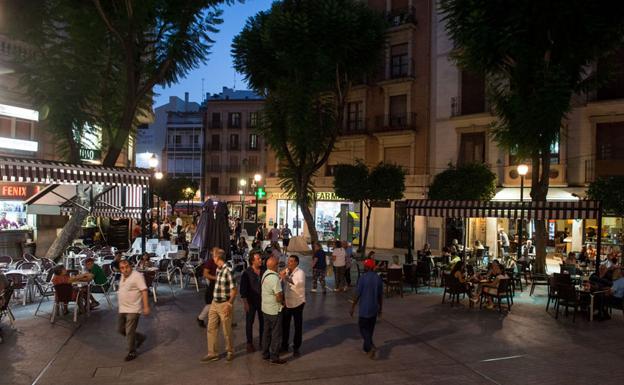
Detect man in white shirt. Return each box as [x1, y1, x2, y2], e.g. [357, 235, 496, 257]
[332, 241, 347, 292]
[117, 260, 150, 361]
[280, 255, 306, 357]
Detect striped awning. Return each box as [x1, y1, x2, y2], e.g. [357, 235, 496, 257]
[59, 185, 145, 219]
[0, 156, 151, 187]
[405, 200, 600, 220]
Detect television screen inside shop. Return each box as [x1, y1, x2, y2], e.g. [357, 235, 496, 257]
[0, 184, 37, 231]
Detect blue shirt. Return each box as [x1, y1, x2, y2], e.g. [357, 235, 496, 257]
[357, 271, 383, 318]
[313, 249, 327, 269]
[612, 278, 624, 298]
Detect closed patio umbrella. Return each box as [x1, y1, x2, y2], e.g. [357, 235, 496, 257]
[191, 199, 215, 259]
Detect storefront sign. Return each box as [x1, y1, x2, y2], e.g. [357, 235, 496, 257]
[270, 191, 346, 201]
[79, 148, 101, 162]
[0, 185, 29, 198]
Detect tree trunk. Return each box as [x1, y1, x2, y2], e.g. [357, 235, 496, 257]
[530, 149, 552, 274]
[45, 209, 89, 262]
[299, 199, 317, 244]
[360, 202, 373, 258]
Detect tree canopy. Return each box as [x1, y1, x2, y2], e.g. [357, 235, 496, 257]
[232, 0, 387, 242]
[587, 176, 624, 218]
[334, 161, 405, 253]
[428, 163, 497, 201]
[153, 176, 199, 210]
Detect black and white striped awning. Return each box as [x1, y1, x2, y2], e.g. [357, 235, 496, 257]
[60, 185, 145, 219]
[0, 156, 151, 187]
[405, 200, 600, 220]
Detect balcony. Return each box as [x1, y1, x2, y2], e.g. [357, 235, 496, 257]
[227, 120, 241, 129]
[451, 96, 489, 117]
[207, 143, 222, 151]
[228, 143, 241, 151]
[247, 144, 260, 151]
[386, 7, 416, 28]
[374, 113, 417, 132]
[340, 118, 368, 136]
[206, 187, 243, 195]
[389, 58, 415, 80]
[226, 164, 241, 173]
[208, 121, 222, 129]
[166, 144, 201, 152]
[206, 164, 223, 173]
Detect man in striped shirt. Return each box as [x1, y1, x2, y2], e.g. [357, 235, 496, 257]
[202, 248, 237, 363]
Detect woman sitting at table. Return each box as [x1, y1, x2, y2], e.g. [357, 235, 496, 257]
[136, 253, 154, 270]
[418, 243, 432, 259]
[450, 261, 471, 295]
[51, 265, 82, 315]
[478, 261, 508, 309]
[389, 255, 402, 270]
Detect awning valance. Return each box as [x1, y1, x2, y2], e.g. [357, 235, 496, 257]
[0, 156, 151, 187]
[405, 199, 600, 220]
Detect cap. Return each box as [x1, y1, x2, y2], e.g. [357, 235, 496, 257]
[363, 258, 375, 270]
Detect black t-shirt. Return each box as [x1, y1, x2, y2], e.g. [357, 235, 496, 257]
[313, 249, 327, 269]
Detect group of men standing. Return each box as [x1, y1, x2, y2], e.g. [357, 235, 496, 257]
[199, 248, 306, 364]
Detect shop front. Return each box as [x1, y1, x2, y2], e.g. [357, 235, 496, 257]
[0, 183, 39, 257]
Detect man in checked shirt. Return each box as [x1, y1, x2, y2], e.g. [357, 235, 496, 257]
[201, 248, 237, 363]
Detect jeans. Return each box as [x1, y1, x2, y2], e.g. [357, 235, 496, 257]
[262, 312, 282, 360]
[282, 303, 305, 351]
[117, 313, 144, 353]
[312, 268, 326, 290]
[358, 316, 377, 353]
[245, 302, 264, 345]
[207, 301, 233, 356]
[345, 267, 352, 286]
[334, 266, 346, 290]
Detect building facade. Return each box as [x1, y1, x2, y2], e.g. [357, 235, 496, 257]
[430, 6, 624, 256]
[202, 87, 266, 221]
[163, 108, 204, 193]
[264, 0, 433, 249]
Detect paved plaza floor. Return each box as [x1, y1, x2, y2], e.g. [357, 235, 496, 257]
[2, 263, 624, 385]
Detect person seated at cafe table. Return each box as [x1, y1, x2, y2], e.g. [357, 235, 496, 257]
[84, 257, 108, 309]
[590, 264, 612, 291]
[450, 261, 472, 296]
[388, 255, 402, 270]
[52, 265, 85, 314]
[477, 260, 508, 309]
[136, 253, 154, 271]
[607, 268, 624, 310]
[578, 246, 589, 265]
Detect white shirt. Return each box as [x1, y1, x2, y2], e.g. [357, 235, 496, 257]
[176, 217, 183, 227]
[333, 248, 346, 267]
[283, 266, 305, 308]
[118, 270, 147, 314]
[500, 232, 510, 246]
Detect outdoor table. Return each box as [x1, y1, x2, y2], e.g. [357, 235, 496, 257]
[575, 286, 608, 322]
[6, 269, 39, 303]
[72, 281, 91, 317]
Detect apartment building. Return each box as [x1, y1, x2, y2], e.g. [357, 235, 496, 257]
[264, 0, 433, 248]
[203, 87, 265, 220]
[430, 7, 624, 256]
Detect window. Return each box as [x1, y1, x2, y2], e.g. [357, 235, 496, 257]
[14, 120, 30, 140]
[248, 155, 259, 170]
[597, 122, 624, 160]
[249, 112, 258, 128]
[389, 95, 407, 127]
[597, 48, 624, 101]
[550, 140, 560, 164]
[211, 112, 221, 124]
[210, 177, 219, 194]
[460, 70, 486, 115]
[390, 43, 409, 78]
[0, 117, 11, 137]
[211, 134, 220, 150]
[174, 135, 181, 145]
[346, 102, 363, 131]
[249, 134, 258, 149]
[383, 146, 410, 171]
[229, 134, 239, 149]
[229, 112, 241, 128]
[193, 134, 199, 145]
[458, 132, 486, 165]
[229, 177, 238, 193]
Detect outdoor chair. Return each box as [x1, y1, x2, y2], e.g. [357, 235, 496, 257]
[0, 256, 12, 269]
[154, 259, 176, 298]
[33, 274, 55, 317]
[480, 278, 513, 313]
[529, 273, 550, 296]
[101, 263, 119, 291]
[90, 273, 115, 309]
[18, 262, 39, 272]
[386, 268, 403, 298]
[0, 283, 16, 344]
[181, 262, 199, 292]
[554, 283, 579, 322]
[50, 283, 85, 324]
[5, 273, 28, 306]
[607, 296, 624, 320]
[39, 258, 55, 273]
[402, 264, 417, 293]
[415, 259, 433, 288]
[441, 272, 467, 306]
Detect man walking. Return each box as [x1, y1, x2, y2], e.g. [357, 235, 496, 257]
[261, 256, 287, 365]
[280, 255, 305, 357]
[117, 260, 150, 361]
[311, 242, 327, 293]
[202, 249, 237, 362]
[281, 224, 292, 252]
[350, 258, 383, 359]
[197, 248, 218, 328]
[240, 250, 265, 353]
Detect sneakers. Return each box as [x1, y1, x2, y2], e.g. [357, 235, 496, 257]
[197, 318, 206, 328]
[200, 355, 220, 363]
[246, 343, 256, 353]
[125, 351, 138, 361]
[270, 358, 287, 365]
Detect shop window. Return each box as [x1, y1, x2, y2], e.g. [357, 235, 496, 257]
[597, 122, 624, 160]
[458, 132, 485, 165]
[0, 117, 11, 137]
[15, 119, 31, 140]
[390, 43, 409, 78]
[394, 201, 410, 248]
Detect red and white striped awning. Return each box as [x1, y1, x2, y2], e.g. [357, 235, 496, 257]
[405, 200, 600, 220]
[0, 156, 150, 187]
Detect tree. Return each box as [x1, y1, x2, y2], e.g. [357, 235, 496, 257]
[232, 0, 387, 242]
[587, 177, 624, 218]
[440, 0, 624, 273]
[153, 176, 198, 212]
[428, 163, 497, 201]
[8, 0, 232, 260]
[333, 161, 406, 256]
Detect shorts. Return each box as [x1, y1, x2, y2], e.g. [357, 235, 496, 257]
[283, 238, 290, 247]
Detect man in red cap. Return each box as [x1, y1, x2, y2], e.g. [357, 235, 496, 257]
[350, 258, 383, 359]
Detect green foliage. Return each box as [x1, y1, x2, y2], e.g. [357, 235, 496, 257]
[232, 0, 387, 240]
[9, 0, 231, 165]
[587, 177, 624, 217]
[153, 176, 199, 209]
[428, 163, 497, 201]
[333, 161, 370, 203]
[334, 161, 406, 204]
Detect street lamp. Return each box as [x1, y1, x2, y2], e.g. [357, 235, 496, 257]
[253, 173, 262, 227]
[517, 164, 529, 261]
[239, 178, 247, 222]
[142, 155, 159, 253]
[148, 153, 159, 168]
